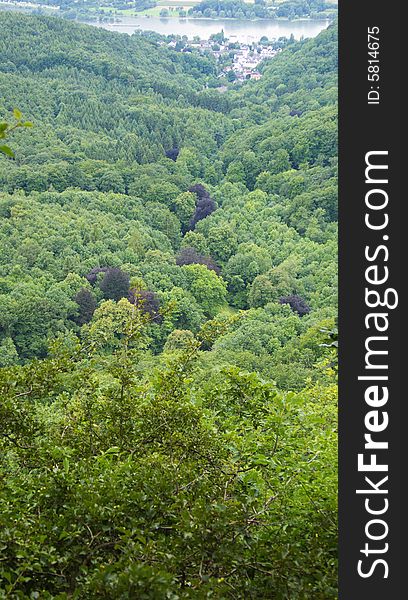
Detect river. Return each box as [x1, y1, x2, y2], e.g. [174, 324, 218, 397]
[90, 16, 331, 42]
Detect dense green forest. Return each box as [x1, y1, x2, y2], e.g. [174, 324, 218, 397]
[188, 0, 270, 20]
[272, 0, 336, 20]
[0, 12, 337, 599]
[188, 0, 335, 20]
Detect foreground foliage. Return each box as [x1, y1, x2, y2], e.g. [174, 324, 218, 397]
[0, 308, 337, 598]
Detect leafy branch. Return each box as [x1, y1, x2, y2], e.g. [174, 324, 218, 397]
[0, 108, 33, 158]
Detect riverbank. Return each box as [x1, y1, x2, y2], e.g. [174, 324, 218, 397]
[79, 10, 334, 23]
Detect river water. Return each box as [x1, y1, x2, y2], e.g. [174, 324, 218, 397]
[91, 16, 330, 42]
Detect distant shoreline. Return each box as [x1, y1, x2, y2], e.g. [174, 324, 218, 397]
[0, 3, 334, 25]
[80, 15, 333, 25]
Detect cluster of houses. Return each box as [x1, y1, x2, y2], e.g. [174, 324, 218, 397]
[166, 35, 281, 82]
[224, 40, 281, 81]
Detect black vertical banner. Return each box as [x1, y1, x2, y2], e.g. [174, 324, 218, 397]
[339, 1, 407, 598]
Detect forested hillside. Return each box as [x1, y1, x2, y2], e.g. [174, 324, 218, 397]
[0, 13, 338, 599]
